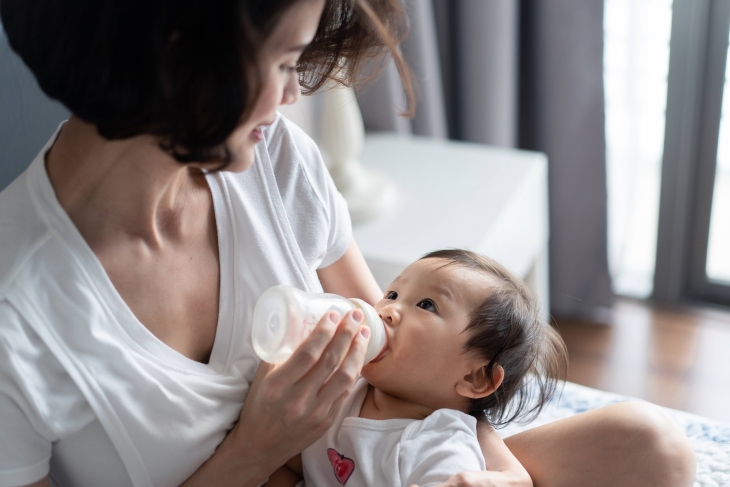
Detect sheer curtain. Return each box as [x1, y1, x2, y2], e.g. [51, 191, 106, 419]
[357, 0, 613, 319]
[604, 0, 672, 298]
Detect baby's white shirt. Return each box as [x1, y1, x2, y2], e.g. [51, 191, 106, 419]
[301, 378, 486, 487]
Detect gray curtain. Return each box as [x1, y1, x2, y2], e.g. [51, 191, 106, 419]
[358, 0, 613, 319]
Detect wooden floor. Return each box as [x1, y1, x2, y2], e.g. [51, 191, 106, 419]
[555, 298, 730, 424]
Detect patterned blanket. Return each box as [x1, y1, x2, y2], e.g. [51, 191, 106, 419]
[495, 382, 730, 486]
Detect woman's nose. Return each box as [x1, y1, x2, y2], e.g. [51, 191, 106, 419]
[281, 75, 301, 106]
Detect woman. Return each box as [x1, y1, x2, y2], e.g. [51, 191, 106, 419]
[0, 0, 695, 486]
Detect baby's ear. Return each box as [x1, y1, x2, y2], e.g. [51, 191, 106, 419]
[455, 362, 504, 399]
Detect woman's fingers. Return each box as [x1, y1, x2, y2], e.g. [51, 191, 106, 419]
[297, 310, 364, 388]
[268, 309, 366, 394]
[317, 322, 369, 404]
[252, 360, 275, 382]
[232, 311, 370, 473]
[272, 310, 342, 385]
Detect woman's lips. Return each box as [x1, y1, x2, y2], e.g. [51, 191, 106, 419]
[250, 119, 276, 142]
[250, 127, 263, 141]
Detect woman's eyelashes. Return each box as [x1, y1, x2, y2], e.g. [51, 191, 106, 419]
[279, 64, 297, 73]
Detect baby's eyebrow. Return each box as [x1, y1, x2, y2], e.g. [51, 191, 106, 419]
[389, 274, 405, 287]
[429, 284, 454, 301]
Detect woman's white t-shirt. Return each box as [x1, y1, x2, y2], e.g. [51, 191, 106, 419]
[0, 113, 352, 487]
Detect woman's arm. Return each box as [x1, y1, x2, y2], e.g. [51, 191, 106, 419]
[472, 420, 532, 486]
[317, 239, 382, 305]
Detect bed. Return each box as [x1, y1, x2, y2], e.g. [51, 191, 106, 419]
[495, 381, 730, 486]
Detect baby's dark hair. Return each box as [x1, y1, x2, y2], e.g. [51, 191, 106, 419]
[420, 249, 568, 427]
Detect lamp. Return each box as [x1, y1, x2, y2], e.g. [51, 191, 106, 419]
[318, 84, 399, 224]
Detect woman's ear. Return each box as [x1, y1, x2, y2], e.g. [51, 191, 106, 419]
[455, 362, 505, 399]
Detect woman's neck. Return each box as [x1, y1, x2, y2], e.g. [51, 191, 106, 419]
[45, 116, 209, 249]
[359, 385, 437, 421]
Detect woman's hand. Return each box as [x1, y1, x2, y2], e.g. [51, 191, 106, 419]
[181, 309, 369, 487]
[235, 309, 370, 483]
[236, 308, 369, 458]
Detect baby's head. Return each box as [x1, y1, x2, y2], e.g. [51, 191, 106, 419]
[361, 249, 567, 426]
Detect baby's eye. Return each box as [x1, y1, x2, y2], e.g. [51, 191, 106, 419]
[385, 290, 398, 300]
[417, 299, 436, 312]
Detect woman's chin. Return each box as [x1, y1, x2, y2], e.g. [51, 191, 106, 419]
[222, 148, 256, 173]
[221, 127, 260, 172]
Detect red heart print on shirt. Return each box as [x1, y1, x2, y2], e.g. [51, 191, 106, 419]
[327, 448, 355, 485]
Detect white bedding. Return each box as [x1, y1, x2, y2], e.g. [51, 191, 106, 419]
[495, 382, 730, 486]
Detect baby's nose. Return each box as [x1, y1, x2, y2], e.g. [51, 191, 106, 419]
[379, 304, 401, 324]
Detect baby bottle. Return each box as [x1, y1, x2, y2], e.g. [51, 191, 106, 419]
[252, 285, 387, 365]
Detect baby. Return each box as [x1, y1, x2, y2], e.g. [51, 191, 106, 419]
[267, 249, 568, 487]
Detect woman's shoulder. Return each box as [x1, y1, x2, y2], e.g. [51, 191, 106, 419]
[214, 112, 352, 273]
[261, 112, 332, 198]
[261, 113, 352, 270]
[263, 112, 321, 165]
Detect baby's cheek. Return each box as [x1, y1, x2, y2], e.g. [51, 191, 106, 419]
[360, 363, 375, 380]
[407, 343, 443, 370]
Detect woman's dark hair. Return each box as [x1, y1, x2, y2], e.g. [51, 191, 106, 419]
[0, 0, 414, 166]
[420, 249, 568, 427]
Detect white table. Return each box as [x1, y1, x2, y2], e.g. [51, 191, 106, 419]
[352, 134, 550, 317]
